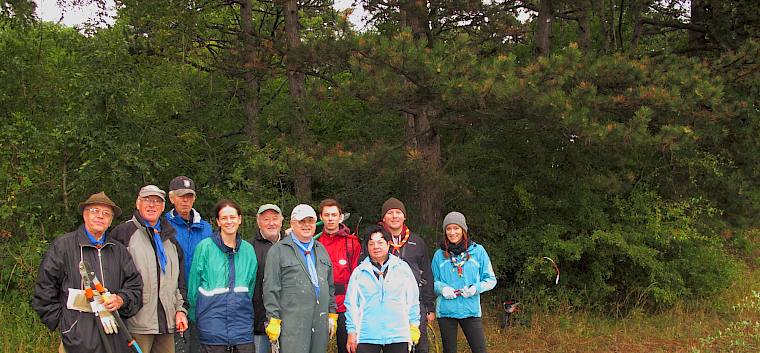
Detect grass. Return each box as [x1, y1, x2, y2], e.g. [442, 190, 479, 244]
[4, 265, 760, 353]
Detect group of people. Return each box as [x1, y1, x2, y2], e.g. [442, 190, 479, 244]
[32, 176, 497, 353]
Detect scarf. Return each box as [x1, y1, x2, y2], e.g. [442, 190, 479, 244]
[145, 219, 167, 273]
[371, 259, 390, 280]
[84, 228, 106, 248]
[440, 236, 471, 257]
[441, 235, 471, 277]
[292, 234, 320, 298]
[380, 221, 411, 255]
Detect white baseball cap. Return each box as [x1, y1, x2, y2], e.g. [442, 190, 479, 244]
[291, 204, 317, 221]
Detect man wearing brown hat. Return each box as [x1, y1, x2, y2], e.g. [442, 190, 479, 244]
[112, 185, 188, 353]
[379, 197, 435, 353]
[33, 192, 143, 353]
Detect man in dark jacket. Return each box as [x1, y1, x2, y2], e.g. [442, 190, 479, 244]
[249, 203, 283, 353]
[379, 197, 436, 353]
[33, 192, 143, 353]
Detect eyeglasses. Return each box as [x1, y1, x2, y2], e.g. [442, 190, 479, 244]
[140, 197, 164, 205]
[294, 219, 316, 225]
[87, 208, 113, 217]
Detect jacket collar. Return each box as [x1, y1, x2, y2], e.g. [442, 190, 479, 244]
[255, 229, 281, 244]
[130, 212, 176, 240]
[358, 253, 401, 272]
[211, 231, 241, 254]
[167, 208, 203, 225]
[75, 224, 116, 248]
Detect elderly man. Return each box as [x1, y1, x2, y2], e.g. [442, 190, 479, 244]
[316, 198, 361, 353]
[378, 197, 435, 353]
[33, 192, 143, 353]
[112, 185, 188, 353]
[249, 204, 283, 353]
[164, 176, 212, 353]
[263, 204, 336, 353]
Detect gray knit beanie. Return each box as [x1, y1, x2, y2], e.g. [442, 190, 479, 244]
[442, 211, 468, 233]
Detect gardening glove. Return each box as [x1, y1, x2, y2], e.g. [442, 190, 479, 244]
[328, 313, 339, 339]
[409, 325, 421, 345]
[94, 299, 119, 334]
[441, 286, 457, 300]
[461, 285, 478, 298]
[266, 318, 282, 342]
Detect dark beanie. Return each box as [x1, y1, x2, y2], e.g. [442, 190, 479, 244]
[381, 197, 406, 217]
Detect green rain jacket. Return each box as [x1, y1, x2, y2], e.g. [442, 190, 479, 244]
[263, 233, 336, 353]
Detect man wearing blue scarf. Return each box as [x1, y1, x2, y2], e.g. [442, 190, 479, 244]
[112, 185, 188, 353]
[263, 204, 337, 353]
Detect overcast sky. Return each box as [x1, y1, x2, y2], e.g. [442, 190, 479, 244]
[35, 0, 366, 29]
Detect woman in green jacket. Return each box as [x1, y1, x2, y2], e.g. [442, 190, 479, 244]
[188, 199, 258, 352]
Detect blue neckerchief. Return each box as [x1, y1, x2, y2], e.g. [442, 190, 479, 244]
[292, 234, 320, 298]
[145, 219, 167, 273]
[84, 228, 106, 248]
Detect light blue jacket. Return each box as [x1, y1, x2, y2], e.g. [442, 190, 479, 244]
[432, 242, 497, 319]
[344, 254, 420, 345]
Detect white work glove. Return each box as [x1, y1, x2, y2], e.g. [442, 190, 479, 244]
[91, 299, 118, 334]
[441, 286, 457, 300]
[461, 285, 478, 298]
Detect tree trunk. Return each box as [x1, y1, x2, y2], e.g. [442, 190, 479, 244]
[535, 0, 553, 56]
[414, 107, 442, 228]
[576, 0, 592, 51]
[688, 0, 709, 50]
[240, 0, 261, 147]
[282, 0, 312, 202]
[397, 1, 442, 227]
[399, 0, 432, 44]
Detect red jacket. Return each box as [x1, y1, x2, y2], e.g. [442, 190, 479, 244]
[317, 223, 361, 313]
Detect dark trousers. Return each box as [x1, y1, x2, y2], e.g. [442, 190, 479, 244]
[357, 342, 409, 353]
[337, 312, 348, 353]
[438, 317, 487, 353]
[175, 322, 201, 353]
[417, 310, 429, 353]
[200, 343, 255, 353]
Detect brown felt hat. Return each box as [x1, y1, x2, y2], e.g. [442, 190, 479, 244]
[78, 192, 122, 218]
[381, 197, 406, 217]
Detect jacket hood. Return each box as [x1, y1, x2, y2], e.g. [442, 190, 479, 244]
[211, 231, 242, 254]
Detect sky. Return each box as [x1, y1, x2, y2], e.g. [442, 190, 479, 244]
[35, 0, 366, 29]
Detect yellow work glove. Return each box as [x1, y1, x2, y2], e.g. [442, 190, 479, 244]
[328, 313, 339, 339]
[266, 318, 282, 342]
[409, 325, 421, 345]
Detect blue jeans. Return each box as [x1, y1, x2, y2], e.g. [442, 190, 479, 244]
[253, 335, 271, 353]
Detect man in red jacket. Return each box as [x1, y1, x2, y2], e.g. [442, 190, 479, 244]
[316, 198, 361, 353]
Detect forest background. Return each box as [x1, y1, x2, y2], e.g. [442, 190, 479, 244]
[2, 0, 760, 352]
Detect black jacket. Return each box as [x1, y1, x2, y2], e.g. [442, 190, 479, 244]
[32, 225, 143, 353]
[392, 231, 436, 315]
[249, 230, 279, 334]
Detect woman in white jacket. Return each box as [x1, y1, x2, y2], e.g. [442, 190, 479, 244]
[344, 226, 420, 353]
